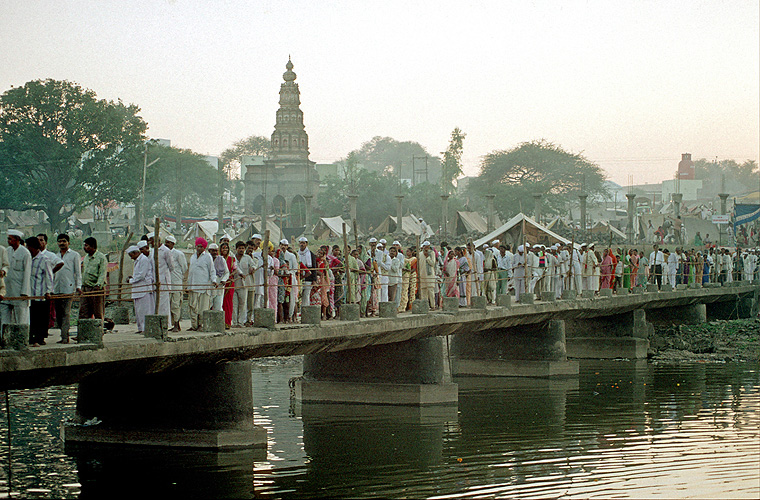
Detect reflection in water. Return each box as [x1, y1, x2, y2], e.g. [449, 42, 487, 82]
[0, 359, 757, 498]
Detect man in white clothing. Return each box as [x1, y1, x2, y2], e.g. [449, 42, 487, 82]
[147, 232, 174, 324]
[128, 243, 154, 333]
[187, 237, 216, 331]
[53, 234, 82, 343]
[571, 244, 583, 293]
[166, 235, 187, 332]
[208, 243, 228, 311]
[377, 243, 391, 302]
[233, 241, 253, 327]
[278, 239, 299, 320]
[649, 244, 665, 289]
[469, 242, 484, 296]
[0, 230, 31, 326]
[387, 245, 402, 308]
[297, 237, 317, 308]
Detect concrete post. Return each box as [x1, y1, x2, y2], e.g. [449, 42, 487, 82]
[63, 360, 267, 450]
[395, 195, 404, 240]
[1, 324, 29, 351]
[348, 193, 358, 228]
[626, 193, 636, 244]
[533, 193, 542, 225]
[77, 319, 104, 347]
[486, 194, 496, 232]
[440, 195, 449, 241]
[304, 194, 314, 239]
[450, 319, 578, 377]
[295, 337, 457, 405]
[578, 194, 588, 240]
[718, 193, 729, 246]
[671, 193, 683, 220]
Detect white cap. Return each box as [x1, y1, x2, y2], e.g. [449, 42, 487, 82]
[418, 217, 423, 222]
[208, 243, 219, 250]
[392, 240, 400, 246]
[369, 237, 378, 243]
[253, 233, 262, 240]
[166, 235, 176, 243]
[7, 229, 23, 238]
[517, 245, 524, 252]
[137, 240, 148, 248]
[589, 243, 595, 248]
[280, 238, 289, 245]
[298, 236, 308, 243]
[379, 238, 387, 244]
[221, 233, 231, 240]
[492, 239, 500, 245]
[146, 231, 154, 238]
[422, 240, 431, 247]
[127, 245, 140, 254]
[483, 244, 489, 249]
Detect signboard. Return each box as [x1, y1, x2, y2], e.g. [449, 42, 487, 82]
[712, 214, 730, 224]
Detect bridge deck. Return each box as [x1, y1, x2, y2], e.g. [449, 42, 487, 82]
[0, 284, 756, 390]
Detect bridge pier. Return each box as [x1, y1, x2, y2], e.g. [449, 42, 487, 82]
[565, 310, 651, 359]
[63, 360, 266, 450]
[707, 290, 759, 320]
[293, 337, 458, 405]
[450, 319, 579, 378]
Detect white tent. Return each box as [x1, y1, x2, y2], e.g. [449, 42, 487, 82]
[375, 214, 434, 239]
[142, 224, 175, 241]
[314, 216, 351, 240]
[183, 220, 219, 242]
[474, 213, 572, 249]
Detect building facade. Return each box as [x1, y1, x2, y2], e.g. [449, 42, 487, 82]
[244, 58, 319, 227]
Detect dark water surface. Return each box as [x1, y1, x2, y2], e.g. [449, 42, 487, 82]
[0, 359, 758, 499]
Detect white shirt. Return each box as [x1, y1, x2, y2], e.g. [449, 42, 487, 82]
[187, 251, 217, 294]
[2, 244, 32, 301]
[235, 253, 254, 287]
[280, 250, 298, 278]
[42, 248, 64, 270]
[149, 245, 174, 284]
[388, 254, 402, 285]
[649, 250, 665, 266]
[54, 249, 82, 294]
[170, 248, 188, 287]
[129, 253, 154, 299]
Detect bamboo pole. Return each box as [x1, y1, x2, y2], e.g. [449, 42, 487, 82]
[262, 229, 270, 308]
[117, 231, 133, 302]
[342, 222, 352, 304]
[153, 218, 161, 315]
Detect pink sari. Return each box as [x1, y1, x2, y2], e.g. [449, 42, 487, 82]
[600, 253, 613, 289]
[444, 252, 460, 297]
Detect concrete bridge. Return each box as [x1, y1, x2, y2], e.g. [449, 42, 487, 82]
[0, 282, 757, 450]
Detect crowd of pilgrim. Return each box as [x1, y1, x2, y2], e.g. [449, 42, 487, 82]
[1, 226, 758, 347]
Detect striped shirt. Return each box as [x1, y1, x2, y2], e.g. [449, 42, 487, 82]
[30, 253, 53, 300]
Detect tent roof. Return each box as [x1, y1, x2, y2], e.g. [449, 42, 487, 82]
[590, 221, 626, 239]
[455, 211, 488, 234]
[373, 214, 433, 239]
[474, 213, 571, 248]
[315, 216, 351, 239]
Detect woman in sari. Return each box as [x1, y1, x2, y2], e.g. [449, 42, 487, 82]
[309, 248, 324, 310]
[456, 247, 470, 307]
[443, 250, 460, 298]
[687, 250, 696, 285]
[622, 250, 632, 290]
[629, 249, 639, 288]
[316, 249, 330, 320]
[267, 242, 279, 311]
[695, 251, 704, 284]
[462, 246, 473, 306]
[220, 242, 237, 328]
[357, 245, 370, 316]
[600, 249, 613, 289]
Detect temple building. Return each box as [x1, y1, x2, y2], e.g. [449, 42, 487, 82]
[243, 58, 319, 227]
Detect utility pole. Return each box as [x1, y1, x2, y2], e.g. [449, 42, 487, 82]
[137, 142, 159, 235]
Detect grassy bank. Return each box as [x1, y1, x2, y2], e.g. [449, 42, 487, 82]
[650, 318, 759, 362]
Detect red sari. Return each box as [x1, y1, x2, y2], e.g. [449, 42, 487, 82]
[223, 255, 236, 326]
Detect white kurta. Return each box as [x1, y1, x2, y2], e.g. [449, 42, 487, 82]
[1, 244, 32, 325]
[130, 254, 155, 331]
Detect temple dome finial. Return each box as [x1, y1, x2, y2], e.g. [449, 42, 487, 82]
[284, 57, 296, 81]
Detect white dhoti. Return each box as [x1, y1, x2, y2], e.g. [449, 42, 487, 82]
[188, 291, 210, 329]
[233, 288, 247, 326]
[0, 301, 30, 326]
[134, 294, 155, 332]
[170, 291, 182, 324]
[288, 276, 298, 318]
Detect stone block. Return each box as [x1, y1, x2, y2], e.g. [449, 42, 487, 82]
[496, 294, 512, 307]
[646, 284, 659, 293]
[617, 288, 629, 295]
[689, 282, 702, 289]
[561, 289, 577, 300]
[470, 295, 487, 309]
[253, 308, 276, 328]
[379, 301, 397, 318]
[1, 323, 29, 350]
[144, 315, 168, 340]
[339, 303, 360, 321]
[77, 318, 104, 347]
[412, 299, 430, 314]
[519, 293, 534, 304]
[632, 286, 645, 294]
[676, 284, 688, 290]
[599, 288, 613, 297]
[660, 283, 673, 292]
[202, 310, 225, 333]
[581, 290, 595, 299]
[112, 307, 130, 325]
[540, 291, 556, 302]
[301, 305, 321, 325]
[442, 297, 459, 314]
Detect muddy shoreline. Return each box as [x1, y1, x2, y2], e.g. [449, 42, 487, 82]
[649, 318, 760, 362]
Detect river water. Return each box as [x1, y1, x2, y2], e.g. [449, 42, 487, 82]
[0, 358, 758, 499]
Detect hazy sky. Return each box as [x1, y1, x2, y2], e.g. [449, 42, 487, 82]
[2, 0, 758, 186]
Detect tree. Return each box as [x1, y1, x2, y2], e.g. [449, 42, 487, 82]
[219, 135, 271, 179]
[0, 79, 147, 230]
[348, 136, 442, 183]
[467, 140, 608, 220]
[440, 127, 465, 195]
[694, 158, 758, 198]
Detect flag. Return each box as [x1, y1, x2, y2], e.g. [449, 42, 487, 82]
[734, 203, 760, 232]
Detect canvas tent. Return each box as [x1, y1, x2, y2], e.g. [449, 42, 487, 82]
[231, 217, 283, 245]
[313, 216, 352, 240]
[474, 213, 571, 249]
[374, 214, 434, 239]
[142, 224, 175, 241]
[183, 220, 223, 242]
[589, 220, 627, 241]
[454, 211, 488, 235]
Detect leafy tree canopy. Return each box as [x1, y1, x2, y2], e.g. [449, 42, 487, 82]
[0, 79, 147, 230]
[694, 158, 758, 198]
[348, 136, 441, 183]
[220, 134, 271, 179]
[441, 127, 465, 195]
[468, 140, 608, 219]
